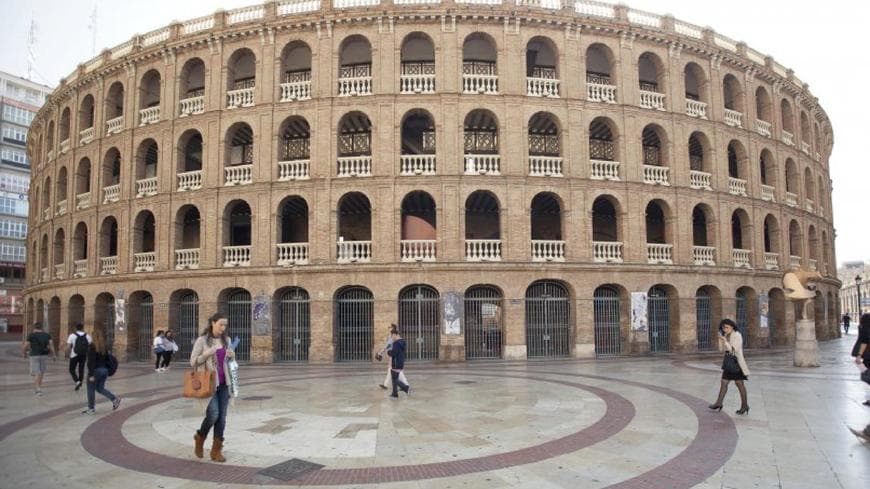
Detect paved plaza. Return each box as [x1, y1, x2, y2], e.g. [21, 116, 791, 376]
[1, 336, 868, 489]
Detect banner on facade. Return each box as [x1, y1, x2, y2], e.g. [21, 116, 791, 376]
[253, 295, 271, 336]
[114, 299, 126, 331]
[630, 292, 648, 331]
[442, 291, 462, 336]
[759, 293, 769, 329]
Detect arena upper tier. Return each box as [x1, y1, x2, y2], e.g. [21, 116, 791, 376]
[24, 0, 839, 363]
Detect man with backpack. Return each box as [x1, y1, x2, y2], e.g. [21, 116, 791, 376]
[21, 322, 56, 396]
[66, 323, 91, 391]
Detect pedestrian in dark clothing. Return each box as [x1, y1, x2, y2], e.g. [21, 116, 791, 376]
[844, 314, 852, 335]
[849, 314, 870, 441]
[66, 323, 90, 391]
[387, 330, 410, 398]
[160, 330, 179, 370]
[22, 322, 56, 395]
[82, 327, 120, 415]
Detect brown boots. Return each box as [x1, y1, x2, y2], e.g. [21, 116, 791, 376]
[210, 437, 226, 463]
[193, 432, 205, 459]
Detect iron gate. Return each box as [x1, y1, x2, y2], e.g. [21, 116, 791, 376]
[736, 290, 748, 348]
[95, 297, 116, 349]
[398, 285, 440, 361]
[275, 288, 310, 362]
[227, 289, 252, 361]
[525, 281, 570, 359]
[696, 291, 713, 351]
[593, 286, 621, 356]
[648, 287, 670, 353]
[174, 292, 199, 361]
[464, 286, 503, 360]
[335, 287, 374, 362]
[135, 295, 154, 361]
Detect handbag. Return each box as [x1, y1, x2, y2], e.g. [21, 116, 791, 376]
[721, 352, 741, 376]
[183, 368, 215, 399]
[861, 368, 870, 386]
[106, 351, 119, 377]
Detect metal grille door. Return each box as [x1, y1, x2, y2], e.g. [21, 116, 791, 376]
[96, 299, 116, 349]
[335, 287, 373, 362]
[276, 288, 310, 362]
[464, 286, 503, 360]
[136, 295, 154, 361]
[175, 292, 199, 361]
[525, 281, 570, 359]
[593, 286, 621, 356]
[398, 285, 440, 361]
[648, 287, 670, 353]
[227, 289, 252, 361]
[736, 291, 748, 348]
[696, 291, 713, 351]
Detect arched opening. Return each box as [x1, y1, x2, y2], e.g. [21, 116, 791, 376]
[788, 220, 802, 265]
[224, 122, 254, 171]
[176, 130, 203, 190]
[696, 286, 722, 351]
[280, 41, 312, 100]
[59, 107, 71, 144]
[227, 48, 256, 92]
[79, 94, 95, 133]
[72, 222, 88, 271]
[785, 158, 799, 198]
[179, 57, 206, 101]
[763, 214, 781, 269]
[807, 225, 818, 263]
[638, 52, 665, 95]
[41, 178, 51, 214]
[135, 138, 158, 196]
[132, 211, 156, 271]
[755, 86, 771, 123]
[102, 148, 121, 195]
[645, 200, 671, 262]
[526, 36, 559, 96]
[525, 280, 571, 359]
[531, 192, 563, 261]
[684, 62, 708, 103]
[174, 205, 201, 269]
[39, 234, 48, 275]
[94, 292, 116, 348]
[592, 195, 620, 243]
[800, 112, 811, 150]
[46, 120, 55, 154]
[463, 109, 499, 174]
[594, 284, 627, 355]
[273, 287, 310, 362]
[52, 229, 65, 275]
[735, 286, 758, 347]
[218, 287, 252, 361]
[139, 69, 161, 110]
[105, 82, 124, 124]
[68, 294, 85, 336]
[804, 167, 815, 204]
[780, 99, 795, 135]
[278, 116, 311, 175]
[727, 141, 748, 196]
[586, 43, 613, 84]
[99, 216, 118, 262]
[462, 33, 498, 93]
[688, 131, 708, 174]
[464, 285, 504, 359]
[822, 230, 830, 274]
[337, 111, 372, 176]
[589, 117, 619, 179]
[48, 297, 61, 349]
[528, 112, 561, 176]
[759, 149, 777, 192]
[731, 209, 752, 267]
[692, 205, 715, 265]
[400, 33, 435, 93]
[334, 286, 374, 362]
[401, 191, 437, 261]
[465, 190, 500, 261]
[56, 167, 68, 205]
[768, 288, 787, 347]
[722, 74, 744, 113]
[337, 192, 372, 262]
[222, 200, 252, 261]
[168, 289, 198, 360]
[128, 291, 153, 361]
[400, 109, 436, 175]
[338, 35, 372, 96]
[641, 124, 667, 171]
[277, 196, 309, 266]
[398, 285, 440, 361]
[648, 285, 678, 353]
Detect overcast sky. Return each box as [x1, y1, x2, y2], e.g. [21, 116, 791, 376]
[1, 0, 867, 266]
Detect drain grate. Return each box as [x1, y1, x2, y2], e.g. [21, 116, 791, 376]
[241, 395, 273, 401]
[258, 458, 325, 481]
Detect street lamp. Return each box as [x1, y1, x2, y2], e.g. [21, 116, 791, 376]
[856, 274, 863, 317]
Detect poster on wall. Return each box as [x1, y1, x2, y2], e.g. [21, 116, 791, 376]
[442, 291, 462, 336]
[630, 292, 648, 331]
[759, 293, 769, 329]
[253, 295, 271, 336]
[114, 299, 126, 332]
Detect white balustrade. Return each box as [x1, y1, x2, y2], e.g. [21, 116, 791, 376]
[693, 246, 716, 266]
[592, 241, 623, 263]
[278, 160, 310, 180]
[136, 177, 158, 197]
[394, 0, 440, 4]
[40, 267, 48, 283]
[464, 155, 500, 175]
[138, 106, 160, 126]
[465, 239, 502, 262]
[400, 74, 436, 94]
[400, 155, 436, 176]
[782, 130, 794, 146]
[732, 249, 752, 269]
[75, 192, 91, 210]
[224, 164, 253, 186]
[401, 240, 437, 262]
[280, 80, 312, 101]
[724, 109, 743, 128]
[177, 170, 203, 191]
[338, 76, 373, 96]
[755, 119, 772, 137]
[79, 127, 95, 145]
[227, 87, 255, 108]
[526, 77, 560, 97]
[223, 245, 252, 267]
[106, 116, 123, 135]
[335, 0, 380, 7]
[175, 248, 200, 270]
[278, 0, 321, 15]
[590, 160, 620, 181]
[531, 240, 565, 262]
[800, 141, 810, 154]
[54, 263, 64, 280]
[647, 243, 674, 264]
[179, 96, 204, 116]
[337, 240, 372, 263]
[587, 82, 617, 103]
[142, 27, 170, 46]
[100, 256, 118, 275]
[456, 0, 500, 3]
[102, 184, 120, 204]
[134, 252, 156, 272]
[73, 259, 88, 278]
[337, 156, 373, 177]
[785, 192, 798, 207]
[789, 255, 802, 269]
[529, 156, 563, 177]
[575, 1, 615, 17]
[42, 208, 51, 221]
[728, 177, 747, 196]
[643, 165, 670, 185]
[639, 90, 665, 110]
[763, 252, 779, 270]
[277, 243, 310, 266]
[806, 199, 814, 213]
[761, 184, 775, 202]
[56, 199, 67, 216]
[59, 139, 70, 154]
[685, 99, 708, 119]
[808, 258, 817, 271]
[182, 14, 214, 34]
[689, 170, 712, 190]
[226, 4, 264, 24]
[462, 74, 498, 94]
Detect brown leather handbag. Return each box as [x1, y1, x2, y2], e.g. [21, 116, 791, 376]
[183, 368, 215, 399]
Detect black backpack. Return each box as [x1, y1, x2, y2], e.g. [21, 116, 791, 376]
[73, 333, 89, 356]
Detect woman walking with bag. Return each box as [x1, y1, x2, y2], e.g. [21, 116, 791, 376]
[82, 327, 121, 415]
[190, 313, 235, 463]
[160, 330, 179, 371]
[709, 318, 751, 415]
[153, 330, 166, 372]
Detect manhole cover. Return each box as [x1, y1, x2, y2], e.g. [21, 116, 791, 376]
[242, 395, 273, 401]
[454, 380, 477, 385]
[259, 458, 325, 481]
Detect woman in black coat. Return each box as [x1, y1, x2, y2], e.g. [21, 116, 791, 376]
[853, 314, 870, 406]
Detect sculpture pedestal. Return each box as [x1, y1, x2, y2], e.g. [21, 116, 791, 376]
[794, 319, 820, 367]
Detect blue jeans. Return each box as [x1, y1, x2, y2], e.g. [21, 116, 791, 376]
[87, 367, 116, 409]
[198, 384, 229, 440]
